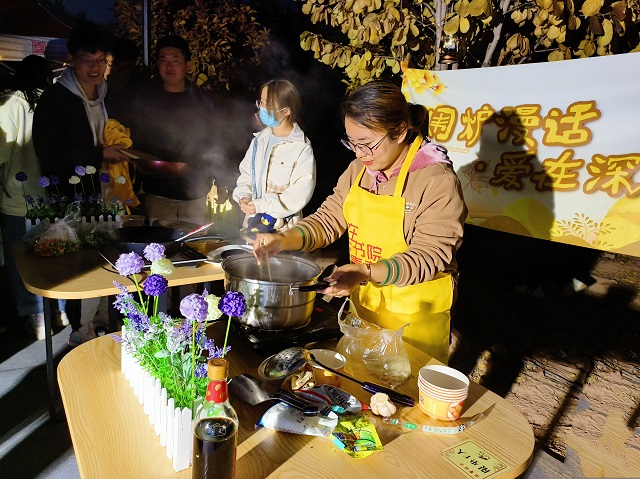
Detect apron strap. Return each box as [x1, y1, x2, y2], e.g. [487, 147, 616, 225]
[393, 135, 422, 197]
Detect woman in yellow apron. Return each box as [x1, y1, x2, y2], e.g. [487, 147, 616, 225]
[254, 81, 467, 364]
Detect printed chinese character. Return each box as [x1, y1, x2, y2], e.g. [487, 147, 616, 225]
[428, 105, 458, 143]
[531, 149, 584, 192]
[489, 151, 536, 191]
[542, 101, 601, 147]
[366, 244, 382, 262]
[494, 105, 542, 150]
[457, 104, 495, 148]
[348, 223, 366, 259]
[584, 154, 640, 197]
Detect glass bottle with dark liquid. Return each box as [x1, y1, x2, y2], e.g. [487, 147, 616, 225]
[193, 358, 238, 479]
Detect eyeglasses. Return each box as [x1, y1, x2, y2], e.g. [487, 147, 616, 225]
[341, 133, 388, 156]
[77, 58, 109, 68]
[255, 100, 286, 113]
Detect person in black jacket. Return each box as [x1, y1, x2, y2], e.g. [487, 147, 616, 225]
[125, 35, 219, 225]
[33, 25, 128, 199]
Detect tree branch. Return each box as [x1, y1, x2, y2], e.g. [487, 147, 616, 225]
[482, 0, 512, 67]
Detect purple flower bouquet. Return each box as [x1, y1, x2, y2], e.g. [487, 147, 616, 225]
[113, 243, 246, 409]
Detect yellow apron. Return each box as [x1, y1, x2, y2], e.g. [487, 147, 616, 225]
[343, 136, 453, 364]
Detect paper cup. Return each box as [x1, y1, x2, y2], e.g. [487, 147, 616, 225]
[418, 365, 469, 421]
[306, 349, 346, 386]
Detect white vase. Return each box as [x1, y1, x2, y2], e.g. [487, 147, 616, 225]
[120, 327, 193, 472]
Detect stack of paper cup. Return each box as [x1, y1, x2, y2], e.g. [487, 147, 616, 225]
[418, 365, 470, 421]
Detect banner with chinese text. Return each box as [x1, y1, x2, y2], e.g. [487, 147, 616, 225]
[402, 53, 640, 256]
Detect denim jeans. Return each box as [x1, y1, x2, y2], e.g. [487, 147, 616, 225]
[1, 214, 65, 316]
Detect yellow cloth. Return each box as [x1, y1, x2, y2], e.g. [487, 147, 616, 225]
[102, 119, 140, 209]
[343, 136, 453, 364]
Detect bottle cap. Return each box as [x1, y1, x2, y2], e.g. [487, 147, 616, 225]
[208, 358, 228, 380]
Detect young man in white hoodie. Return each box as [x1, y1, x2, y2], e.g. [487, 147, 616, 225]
[33, 26, 129, 345]
[34, 25, 128, 199]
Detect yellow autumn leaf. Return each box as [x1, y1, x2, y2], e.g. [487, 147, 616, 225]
[460, 17, 470, 33]
[196, 73, 207, 86]
[468, 0, 487, 17]
[548, 50, 564, 61]
[597, 19, 613, 46]
[458, 0, 470, 17]
[581, 0, 604, 17]
[392, 60, 401, 73]
[584, 40, 596, 56]
[537, 0, 552, 9]
[547, 25, 561, 39]
[444, 16, 460, 35]
[388, 6, 401, 21]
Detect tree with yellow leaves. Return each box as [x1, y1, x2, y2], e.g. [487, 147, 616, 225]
[111, 0, 269, 92]
[296, 0, 640, 90]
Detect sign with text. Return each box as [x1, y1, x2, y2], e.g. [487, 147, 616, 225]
[402, 53, 640, 256]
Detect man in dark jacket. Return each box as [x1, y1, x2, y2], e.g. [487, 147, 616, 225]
[126, 35, 218, 225]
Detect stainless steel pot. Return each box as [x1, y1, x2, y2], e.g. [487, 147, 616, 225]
[221, 253, 330, 330]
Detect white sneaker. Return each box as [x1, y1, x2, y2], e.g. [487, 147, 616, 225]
[25, 313, 49, 341]
[68, 322, 98, 347]
[54, 311, 70, 327]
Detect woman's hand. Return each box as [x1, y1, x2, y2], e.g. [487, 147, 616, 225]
[239, 198, 256, 215]
[103, 145, 129, 164]
[319, 263, 370, 298]
[253, 233, 286, 262]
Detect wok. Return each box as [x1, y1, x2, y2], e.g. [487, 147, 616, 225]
[112, 225, 226, 255]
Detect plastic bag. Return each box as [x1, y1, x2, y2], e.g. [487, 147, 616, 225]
[336, 298, 411, 388]
[26, 213, 81, 257]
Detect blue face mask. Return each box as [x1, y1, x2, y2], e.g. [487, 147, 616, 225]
[259, 107, 282, 128]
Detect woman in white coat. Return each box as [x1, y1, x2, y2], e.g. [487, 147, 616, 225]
[232, 79, 315, 237]
[0, 55, 67, 339]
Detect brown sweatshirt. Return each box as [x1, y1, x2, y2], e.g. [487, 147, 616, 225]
[295, 158, 467, 287]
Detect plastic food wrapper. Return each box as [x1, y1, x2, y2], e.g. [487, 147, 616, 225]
[293, 385, 369, 414]
[331, 414, 383, 459]
[25, 213, 81, 257]
[336, 298, 411, 387]
[257, 402, 338, 438]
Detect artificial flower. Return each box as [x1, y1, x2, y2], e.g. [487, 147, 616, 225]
[180, 294, 209, 323]
[143, 274, 168, 296]
[115, 251, 145, 277]
[204, 294, 222, 322]
[143, 243, 166, 261]
[69, 175, 80, 185]
[38, 176, 50, 187]
[150, 257, 175, 276]
[75, 166, 86, 176]
[85, 165, 97, 175]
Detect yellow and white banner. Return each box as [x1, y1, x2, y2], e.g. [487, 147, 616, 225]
[402, 53, 640, 256]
